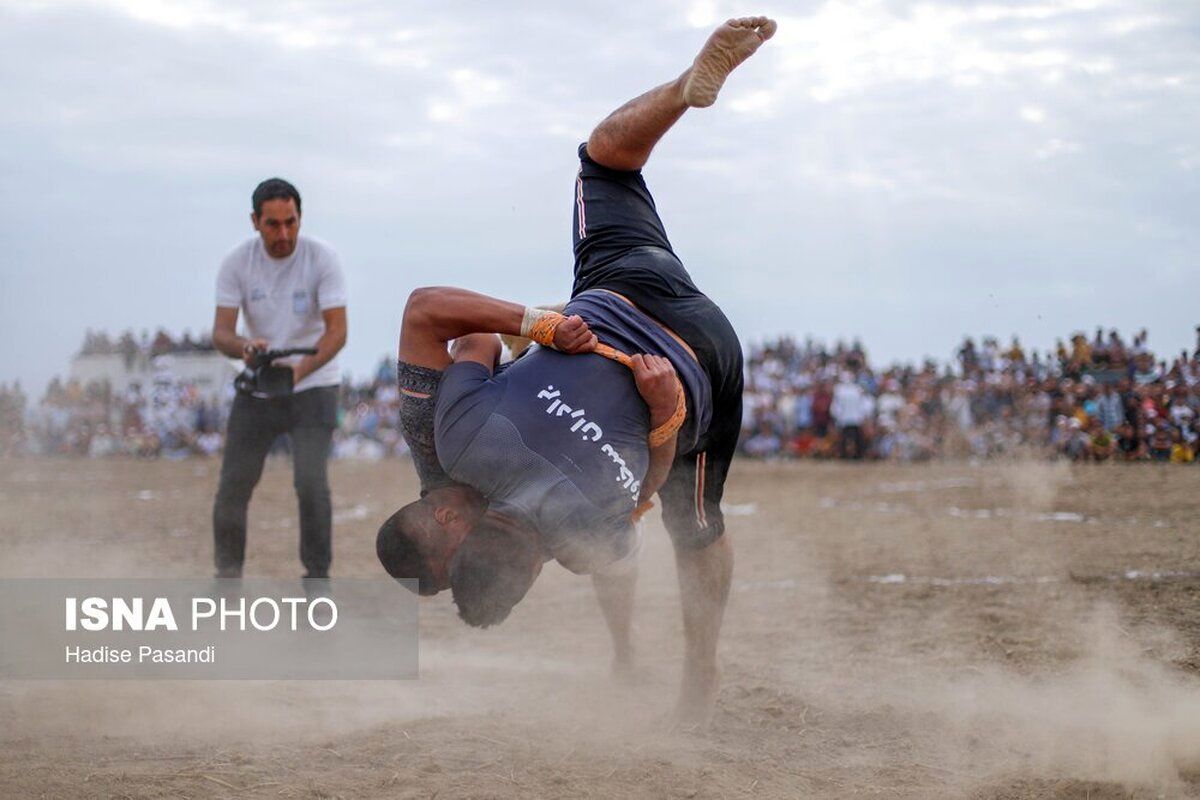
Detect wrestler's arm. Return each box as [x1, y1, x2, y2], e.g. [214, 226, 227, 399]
[397, 288, 553, 493]
[630, 354, 683, 502]
[449, 333, 502, 374]
[639, 433, 678, 504]
[399, 287, 596, 371]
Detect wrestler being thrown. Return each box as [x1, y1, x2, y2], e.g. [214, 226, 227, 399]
[377, 16, 776, 727]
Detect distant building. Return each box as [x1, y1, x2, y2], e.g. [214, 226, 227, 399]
[71, 350, 236, 397]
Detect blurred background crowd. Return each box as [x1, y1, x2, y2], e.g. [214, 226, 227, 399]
[0, 329, 411, 462]
[741, 327, 1199, 463]
[1, 326, 1197, 464]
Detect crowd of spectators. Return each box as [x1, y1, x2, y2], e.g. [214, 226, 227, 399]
[14, 372, 225, 459]
[2, 329, 226, 458]
[1, 364, 413, 461]
[333, 359, 410, 460]
[3, 327, 1198, 464]
[741, 327, 1200, 464]
[0, 328, 410, 459]
[0, 382, 27, 456]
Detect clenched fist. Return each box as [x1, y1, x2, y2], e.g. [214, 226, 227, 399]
[630, 354, 681, 426]
[241, 338, 269, 367]
[553, 314, 598, 354]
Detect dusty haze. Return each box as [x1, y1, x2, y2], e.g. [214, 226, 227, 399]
[2, 457, 1200, 798]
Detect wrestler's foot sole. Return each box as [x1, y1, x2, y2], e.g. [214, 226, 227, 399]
[682, 16, 777, 108]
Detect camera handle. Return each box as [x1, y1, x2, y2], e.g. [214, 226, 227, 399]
[235, 347, 320, 397]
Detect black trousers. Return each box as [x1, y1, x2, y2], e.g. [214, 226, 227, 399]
[213, 386, 338, 576]
[570, 143, 744, 551]
[839, 425, 865, 460]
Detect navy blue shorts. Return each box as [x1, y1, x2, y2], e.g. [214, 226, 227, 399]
[570, 143, 743, 550]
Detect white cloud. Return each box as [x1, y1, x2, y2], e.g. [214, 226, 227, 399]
[686, 0, 718, 28]
[426, 68, 509, 124]
[1, 0, 1198, 389]
[1036, 138, 1081, 159]
[1021, 105, 1047, 123]
[729, 89, 775, 115]
[1106, 14, 1165, 35]
[99, 0, 215, 30]
[762, 0, 1160, 104]
[17, 0, 415, 56]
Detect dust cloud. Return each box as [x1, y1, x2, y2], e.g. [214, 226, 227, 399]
[4, 458, 1200, 798]
[819, 605, 1200, 791]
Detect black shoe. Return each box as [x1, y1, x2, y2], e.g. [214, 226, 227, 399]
[214, 566, 242, 579]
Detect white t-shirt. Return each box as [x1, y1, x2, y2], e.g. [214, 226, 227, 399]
[216, 235, 347, 392]
[877, 392, 904, 429]
[831, 380, 871, 426]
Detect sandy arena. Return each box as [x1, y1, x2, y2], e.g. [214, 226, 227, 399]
[2, 456, 1200, 798]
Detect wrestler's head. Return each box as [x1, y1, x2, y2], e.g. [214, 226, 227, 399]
[376, 484, 487, 595]
[449, 513, 543, 628]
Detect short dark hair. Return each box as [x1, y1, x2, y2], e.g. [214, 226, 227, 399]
[376, 502, 438, 595]
[252, 178, 301, 217]
[450, 520, 539, 628]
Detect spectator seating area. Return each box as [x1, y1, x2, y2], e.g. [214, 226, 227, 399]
[2, 327, 1197, 464]
[742, 328, 1198, 463]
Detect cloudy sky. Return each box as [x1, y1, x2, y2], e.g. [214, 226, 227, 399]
[2, 0, 1197, 392]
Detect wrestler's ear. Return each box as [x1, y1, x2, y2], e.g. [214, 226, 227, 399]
[432, 505, 459, 528]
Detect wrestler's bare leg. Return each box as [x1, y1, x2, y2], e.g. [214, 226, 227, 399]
[671, 533, 733, 728]
[592, 566, 638, 680]
[584, 16, 773, 727]
[586, 16, 777, 171]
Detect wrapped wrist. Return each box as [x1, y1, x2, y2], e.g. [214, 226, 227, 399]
[520, 307, 565, 348]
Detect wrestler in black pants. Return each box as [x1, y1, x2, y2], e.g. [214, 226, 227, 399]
[570, 142, 744, 553]
[213, 385, 338, 578]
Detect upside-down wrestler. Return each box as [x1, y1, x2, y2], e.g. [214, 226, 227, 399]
[377, 16, 775, 726]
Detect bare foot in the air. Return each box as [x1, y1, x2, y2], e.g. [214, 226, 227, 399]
[682, 16, 777, 108]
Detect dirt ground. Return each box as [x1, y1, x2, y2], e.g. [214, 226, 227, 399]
[2, 456, 1200, 799]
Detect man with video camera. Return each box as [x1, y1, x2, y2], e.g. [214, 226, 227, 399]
[211, 178, 348, 580]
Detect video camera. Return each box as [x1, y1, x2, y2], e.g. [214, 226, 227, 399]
[234, 347, 318, 398]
